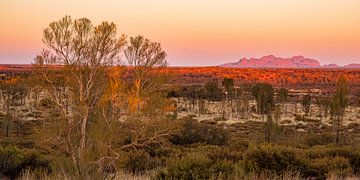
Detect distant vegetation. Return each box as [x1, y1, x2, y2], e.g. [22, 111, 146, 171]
[0, 16, 359, 179]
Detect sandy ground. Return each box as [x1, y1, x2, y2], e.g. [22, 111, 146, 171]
[0, 91, 358, 129]
[175, 98, 360, 127]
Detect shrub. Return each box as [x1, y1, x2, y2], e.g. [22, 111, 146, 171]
[155, 153, 235, 179]
[122, 150, 163, 174]
[305, 146, 360, 174]
[243, 144, 305, 175]
[211, 160, 235, 178]
[304, 156, 352, 179]
[206, 146, 243, 162]
[304, 133, 335, 147]
[169, 119, 229, 146]
[0, 146, 50, 179]
[156, 153, 213, 179]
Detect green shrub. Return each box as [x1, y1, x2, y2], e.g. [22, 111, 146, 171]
[211, 160, 235, 178]
[243, 144, 305, 175]
[228, 139, 250, 152]
[304, 133, 334, 147]
[304, 156, 352, 179]
[122, 150, 163, 174]
[169, 119, 229, 146]
[206, 146, 243, 162]
[156, 153, 213, 179]
[155, 152, 235, 179]
[0, 146, 50, 179]
[305, 146, 360, 174]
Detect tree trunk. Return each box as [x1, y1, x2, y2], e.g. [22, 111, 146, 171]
[336, 116, 340, 146]
[80, 107, 89, 154]
[67, 124, 81, 176]
[5, 98, 10, 138]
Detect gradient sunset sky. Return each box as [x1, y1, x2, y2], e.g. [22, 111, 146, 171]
[0, 0, 359, 66]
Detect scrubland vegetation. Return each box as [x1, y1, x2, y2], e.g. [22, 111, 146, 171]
[0, 16, 360, 180]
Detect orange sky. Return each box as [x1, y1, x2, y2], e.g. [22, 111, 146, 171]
[0, 0, 360, 66]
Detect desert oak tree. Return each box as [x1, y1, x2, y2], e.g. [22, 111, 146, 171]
[34, 16, 126, 175]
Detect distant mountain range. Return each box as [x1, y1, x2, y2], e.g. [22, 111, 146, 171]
[220, 55, 360, 68]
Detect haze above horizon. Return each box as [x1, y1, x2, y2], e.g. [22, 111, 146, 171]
[0, 0, 359, 66]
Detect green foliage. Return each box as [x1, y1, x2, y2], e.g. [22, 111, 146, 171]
[305, 156, 352, 179]
[0, 146, 51, 179]
[243, 144, 305, 175]
[122, 150, 163, 174]
[277, 88, 288, 103]
[169, 119, 229, 146]
[156, 153, 212, 179]
[264, 115, 283, 143]
[211, 159, 235, 178]
[250, 83, 274, 114]
[302, 94, 311, 115]
[304, 146, 360, 174]
[204, 81, 224, 101]
[330, 75, 349, 145]
[222, 78, 235, 98]
[303, 133, 335, 147]
[205, 146, 243, 162]
[155, 152, 235, 179]
[331, 75, 349, 118]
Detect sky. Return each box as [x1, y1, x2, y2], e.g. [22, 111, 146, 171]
[0, 0, 360, 66]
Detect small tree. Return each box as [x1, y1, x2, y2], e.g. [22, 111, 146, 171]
[264, 106, 283, 143]
[236, 87, 249, 118]
[302, 94, 311, 116]
[250, 83, 276, 143]
[277, 88, 288, 114]
[204, 81, 223, 101]
[125, 35, 167, 114]
[250, 83, 274, 115]
[119, 35, 175, 151]
[222, 77, 235, 98]
[0, 76, 26, 137]
[356, 91, 360, 114]
[330, 75, 349, 145]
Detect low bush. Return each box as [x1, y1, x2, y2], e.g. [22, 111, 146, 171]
[304, 133, 334, 147]
[169, 119, 229, 146]
[0, 146, 51, 179]
[206, 146, 243, 162]
[243, 144, 306, 175]
[155, 152, 235, 179]
[304, 156, 352, 179]
[211, 159, 235, 178]
[305, 146, 360, 174]
[156, 153, 213, 179]
[122, 150, 163, 174]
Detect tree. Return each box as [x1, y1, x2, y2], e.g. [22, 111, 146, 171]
[88, 36, 174, 176]
[125, 35, 167, 114]
[330, 75, 349, 145]
[121, 35, 175, 150]
[356, 92, 360, 114]
[277, 88, 288, 114]
[302, 94, 311, 116]
[222, 78, 235, 98]
[0, 76, 27, 137]
[250, 83, 274, 115]
[315, 97, 331, 119]
[235, 87, 249, 118]
[278, 88, 288, 104]
[204, 81, 223, 101]
[250, 83, 276, 142]
[34, 16, 126, 175]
